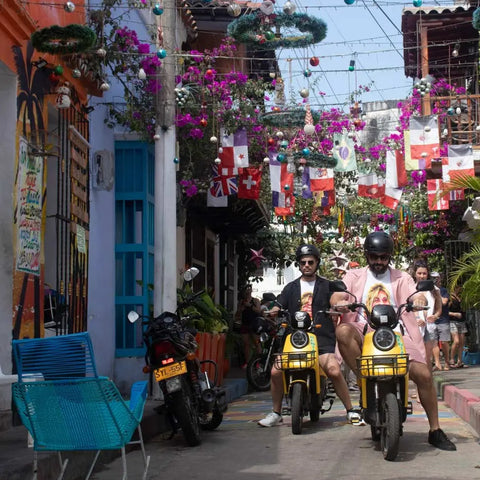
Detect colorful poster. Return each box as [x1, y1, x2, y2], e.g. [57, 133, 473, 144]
[15, 137, 43, 275]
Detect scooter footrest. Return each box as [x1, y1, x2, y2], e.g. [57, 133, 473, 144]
[406, 401, 413, 415]
[281, 407, 291, 416]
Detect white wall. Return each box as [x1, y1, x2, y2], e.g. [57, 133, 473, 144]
[0, 62, 17, 410]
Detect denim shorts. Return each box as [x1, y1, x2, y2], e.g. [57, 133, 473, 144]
[424, 322, 451, 342]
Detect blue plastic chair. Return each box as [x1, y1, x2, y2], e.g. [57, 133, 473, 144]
[12, 333, 150, 480]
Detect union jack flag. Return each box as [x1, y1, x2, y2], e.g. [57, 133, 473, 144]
[210, 166, 237, 197]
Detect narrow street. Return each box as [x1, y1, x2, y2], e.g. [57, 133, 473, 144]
[93, 390, 480, 480]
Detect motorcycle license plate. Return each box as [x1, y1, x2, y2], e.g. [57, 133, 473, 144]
[154, 361, 187, 381]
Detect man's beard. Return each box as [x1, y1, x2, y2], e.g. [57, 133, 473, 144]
[368, 261, 389, 276]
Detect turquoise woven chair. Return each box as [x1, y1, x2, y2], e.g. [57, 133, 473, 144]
[12, 378, 150, 480]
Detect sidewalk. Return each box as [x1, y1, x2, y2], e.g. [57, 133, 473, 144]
[0, 368, 248, 480]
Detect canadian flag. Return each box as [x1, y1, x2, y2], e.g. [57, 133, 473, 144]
[386, 149, 408, 188]
[380, 186, 403, 210]
[358, 173, 384, 198]
[443, 144, 474, 182]
[404, 115, 439, 170]
[309, 167, 334, 191]
[238, 167, 261, 199]
[427, 179, 449, 210]
[218, 128, 249, 176]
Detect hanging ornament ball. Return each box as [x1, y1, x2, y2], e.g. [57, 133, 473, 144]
[138, 68, 147, 80]
[264, 30, 275, 41]
[49, 73, 60, 84]
[64, 1, 75, 12]
[100, 81, 110, 91]
[173, 157, 180, 164]
[227, 2, 241, 17]
[276, 131, 284, 139]
[54, 65, 64, 75]
[310, 56, 320, 67]
[299, 157, 307, 165]
[157, 49, 167, 59]
[267, 137, 276, 146]
[424, 125, 431, 132]
[413, 0, 422, 6]
[284, 184, 290, 191]
[300, 88, 309, 98]
[280, 139, 289, 148]
[199, 118, 208, 127]
[206, 69, 214, 76]
[263, 156, 270, 164]
[269, 71, 276, 79]
[283, 0, 296, 15]
[153, 134, 161, 141]
[447, 107, 455, 116]
[456, 107, 462, 115]
[210, 136, 218, 143]
[344, 0, 355, 4]
[96, 48, 107, 58]
[304, 124, 315, 135]
[277, 153, 286, 162]
[72, 68, 81, 78]
[476, 125, 480, 131]
[218, 147, 223, 154]
[421, 152, 428, 158]
[302, 147, 311, 156]
[214, 157, 222, 165]
[302, 184, 309, 190]
[153, 4, 164, 15]
[303, 69, 312, 78]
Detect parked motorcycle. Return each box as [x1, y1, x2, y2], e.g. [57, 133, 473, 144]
[332, 279, 433, 460]
[127, 267, 228, 447]
[246, 315, 286, 392]
[273, 308, 334, 434]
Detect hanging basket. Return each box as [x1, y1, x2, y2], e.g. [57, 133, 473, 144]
[31, 24, 97, 55]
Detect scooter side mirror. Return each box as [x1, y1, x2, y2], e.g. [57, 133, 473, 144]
[127, 311, 140, 323]
[183, 267, 200, 282]
[330, 280, 347, 293]
[416, 280, 434, 292]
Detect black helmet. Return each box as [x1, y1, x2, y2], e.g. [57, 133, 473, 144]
[364, 231, 394, 255]
[296, 244, 320, 261]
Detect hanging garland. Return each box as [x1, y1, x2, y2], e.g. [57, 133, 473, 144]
[260, 109, 320, 127]
[31, 24, 97, 55]
[293, 151, 337, 168]
[227, 12, 327, 50]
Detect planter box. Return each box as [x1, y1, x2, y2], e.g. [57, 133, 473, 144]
[195, 332, 226, 385]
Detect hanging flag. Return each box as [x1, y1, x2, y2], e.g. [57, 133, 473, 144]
[309, 167, 334, 191]
[427, 179, 449, 210]
[380, 186, 403, 210]
[313, 190, 335, 207]
[357, 173, 384, 198]
[238, 167, 261, 199]
[386, 149, 408, 188]
[218, 128, 249, 176]
[209, 165, 237, 197]
[443, 144, 475, 182]
[404, 115, 439, 170]
[332, 132, 357, 172]
[274, 191, 295, 216]
[449, 189, 465, 201]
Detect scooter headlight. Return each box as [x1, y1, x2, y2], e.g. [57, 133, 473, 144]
[290, 330, 309, 349]
[373, 327, 396, 351]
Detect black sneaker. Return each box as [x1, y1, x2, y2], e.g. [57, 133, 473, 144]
[428, 428, 457, 451]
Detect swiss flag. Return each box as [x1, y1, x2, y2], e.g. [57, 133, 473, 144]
[358, 173, 384, 198]
[238, 167, 261, 199]
[380, 186, 402, 210]
[309, 167, 334, 191]
[386, 149, 408, 188]
[427, 179, 449, 210]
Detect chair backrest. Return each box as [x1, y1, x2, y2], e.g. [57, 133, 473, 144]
[12, 332, 98, 381]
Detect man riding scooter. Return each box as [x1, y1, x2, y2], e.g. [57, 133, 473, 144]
[258, 244, 361, 427]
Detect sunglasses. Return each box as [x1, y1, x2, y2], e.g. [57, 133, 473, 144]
[368, 253, 390, 261]
[300, 260, 316, 266]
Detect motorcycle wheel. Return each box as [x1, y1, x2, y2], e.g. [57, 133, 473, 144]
[371, 426, 381, 441]
[309, 393, 320, 422]
[291, 383, 304, 435]
[246, 354, 271, 391]
[199, 408, 223, 431]
[171, 381, 201, 447]
[381, 392, 400, 461]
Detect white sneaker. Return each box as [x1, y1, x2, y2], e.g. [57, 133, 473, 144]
[347, 408, 365, 425]
[258, 411, 283, 427]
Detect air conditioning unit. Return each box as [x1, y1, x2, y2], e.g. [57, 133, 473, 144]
[91, 150, 114, 191]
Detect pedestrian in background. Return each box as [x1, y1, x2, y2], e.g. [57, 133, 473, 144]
[449, 285, 467, 368]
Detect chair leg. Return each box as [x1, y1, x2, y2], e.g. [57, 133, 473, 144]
[85, 450, 101, 480]
[56, 453, 68, 480]
[33, 450, 38, 480]
[121, 446, 128, 480]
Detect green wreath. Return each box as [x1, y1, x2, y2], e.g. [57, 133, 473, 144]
[293, 151, 337, 168]
[227, 12, 327, 50]
[260, 109, 320, 127]
[31, 24, 97, 55]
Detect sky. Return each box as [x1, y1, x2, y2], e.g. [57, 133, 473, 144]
[276, 0, 419, 111]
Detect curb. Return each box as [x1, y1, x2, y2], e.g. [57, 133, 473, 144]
[434, 374, 480, 436]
